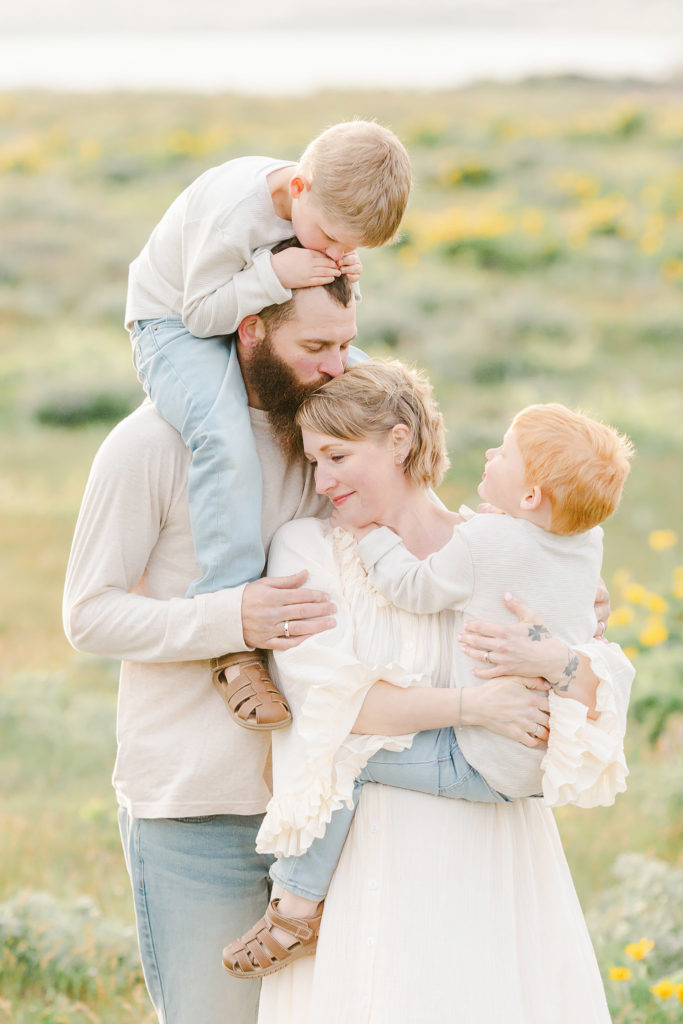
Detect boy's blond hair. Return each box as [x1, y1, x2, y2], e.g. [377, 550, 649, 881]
[511, 403, 634, 536]
[299, 121, 411, 247]
[296, 360, 449, 489]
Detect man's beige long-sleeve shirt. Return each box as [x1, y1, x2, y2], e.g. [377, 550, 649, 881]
[63, 400, 327, 817]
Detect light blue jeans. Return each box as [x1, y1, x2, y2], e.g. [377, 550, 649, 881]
[131, 316, 368, 596]
[131, 317, 263, 595]
[270, 727, 509, 901]
[118, 809, 273, 1024]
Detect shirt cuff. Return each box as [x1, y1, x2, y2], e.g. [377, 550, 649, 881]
[356, 526, 403, 570]
[196, 583, 250, 656]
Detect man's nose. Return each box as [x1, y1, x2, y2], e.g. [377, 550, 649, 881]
[319, 349, 346, 378]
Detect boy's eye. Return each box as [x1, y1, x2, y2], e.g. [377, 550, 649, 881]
[330, 454, 345, 463]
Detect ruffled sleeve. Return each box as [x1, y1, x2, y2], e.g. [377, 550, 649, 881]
[542, 641, 634, 807]
[255, 518, 429, 858]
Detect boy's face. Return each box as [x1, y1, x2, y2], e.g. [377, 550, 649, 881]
[290, 181, 363, 262]
[477, 428, 530, 516]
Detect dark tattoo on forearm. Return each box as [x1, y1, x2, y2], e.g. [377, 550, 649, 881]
[528, 624, 552, 642]
[551, 649, 579, 693]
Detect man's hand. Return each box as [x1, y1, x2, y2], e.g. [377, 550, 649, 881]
[271, 248, 341, 289]
[336, 250, 363, 282]
[242, 570, 337, 650]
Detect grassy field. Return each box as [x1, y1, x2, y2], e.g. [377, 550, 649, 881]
[1, 80, 682, 1021]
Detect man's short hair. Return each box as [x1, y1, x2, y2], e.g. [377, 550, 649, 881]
[299, 120, 411, 247]
[258, 238, 353, 334]
[511, 403, 634, 535]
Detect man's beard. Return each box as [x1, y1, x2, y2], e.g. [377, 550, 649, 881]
[243, 333, 329, 461]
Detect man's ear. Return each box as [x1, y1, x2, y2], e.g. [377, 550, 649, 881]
[237, 314, 265, 349]
[289, 172, 312, 199]
[520, 485, 544, 512]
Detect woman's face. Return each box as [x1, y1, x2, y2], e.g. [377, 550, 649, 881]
[477, 428, 529, 515]
[302, 427, 405, 529]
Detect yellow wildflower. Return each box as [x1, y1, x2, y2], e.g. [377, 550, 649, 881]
[662, 257, 683, 282]
[676, 982, 683, 1004]
[650, 979, 674, 1000]
[639, 616, 669, 647]
[623, 583, 647, 604]
[648, 530, 678, 551]
[623, 646, 638, 661]
[612, 569, 630, 589]
[673, 566, 683, 600]
[609, 966, 632, 981]
[625, 937, 655, 960]
[644, 593, 668, 614]
[608, 605, 635, 628]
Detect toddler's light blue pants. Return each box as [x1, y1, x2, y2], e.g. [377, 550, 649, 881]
[270, 727, 510, 901]
[131, 315, 366, 596]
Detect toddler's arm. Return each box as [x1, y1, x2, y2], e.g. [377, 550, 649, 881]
[357, 526, 473, 614]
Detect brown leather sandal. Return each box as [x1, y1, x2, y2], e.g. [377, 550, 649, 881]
[222, 899, 322, 979]
[211, 651, 292, 731]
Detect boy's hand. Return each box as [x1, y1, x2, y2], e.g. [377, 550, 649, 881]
[337, 250, 363, 282]
[271, 248, 341, 289]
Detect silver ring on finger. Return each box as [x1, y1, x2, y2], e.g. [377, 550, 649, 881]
[482, 650, 492, 664]
[597, 619, 607, 637]
[283, 620, 290, 639]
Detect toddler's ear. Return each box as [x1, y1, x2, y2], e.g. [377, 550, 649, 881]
[520, 485, 543, 512]
[289, 173, 312, 199]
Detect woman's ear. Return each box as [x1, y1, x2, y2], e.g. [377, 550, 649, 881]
[390, 423, 411, 463]
[237, 314, 265, 349]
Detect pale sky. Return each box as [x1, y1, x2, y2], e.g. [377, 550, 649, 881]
[4, 0, 682, 33]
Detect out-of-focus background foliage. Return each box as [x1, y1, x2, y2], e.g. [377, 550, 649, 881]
[0, 80, 682, 1022]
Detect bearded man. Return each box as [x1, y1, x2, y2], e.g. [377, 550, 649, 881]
[62, 248, 357, 1024]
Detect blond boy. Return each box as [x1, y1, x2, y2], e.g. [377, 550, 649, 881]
[124, 122, 411, 728]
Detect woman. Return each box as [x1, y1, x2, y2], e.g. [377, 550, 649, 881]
[252, 361, 632, 1023]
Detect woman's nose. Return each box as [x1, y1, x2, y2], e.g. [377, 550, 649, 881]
[315, 466, 336, 494]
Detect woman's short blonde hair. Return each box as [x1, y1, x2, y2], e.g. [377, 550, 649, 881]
[299, 120, 411, 247]
[511, 403, 634, 535]
[296, 360, 449, 489]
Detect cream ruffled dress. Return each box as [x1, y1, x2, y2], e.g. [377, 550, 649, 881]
[257, 518, 633, 1024]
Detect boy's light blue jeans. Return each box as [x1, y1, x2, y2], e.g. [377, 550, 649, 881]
[131, 316, 368, 596]
[270, 727, 509, 901]
[131, 317, 264, 595]
[118, 809, 273, 1024]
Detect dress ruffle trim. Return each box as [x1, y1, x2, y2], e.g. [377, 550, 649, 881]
[542, 646, 628, 808]
[256, 659, 427, 858]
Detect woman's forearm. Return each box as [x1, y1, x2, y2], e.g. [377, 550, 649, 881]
[352, 678, 550, 748]
[539, 643, 599, 718]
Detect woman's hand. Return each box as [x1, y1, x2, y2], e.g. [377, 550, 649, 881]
[463, 675, 550, 748]
[459, 594, 571, 682]
[594, 577, 610, 639]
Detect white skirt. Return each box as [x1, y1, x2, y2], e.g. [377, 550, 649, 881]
[258, 784, 610, 1024]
